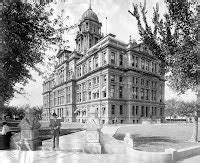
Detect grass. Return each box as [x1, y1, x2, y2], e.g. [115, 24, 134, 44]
[39, 128, 83, 141]
[113, 123, 200, 152]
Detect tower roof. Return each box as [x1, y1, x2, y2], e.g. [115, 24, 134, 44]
[81, 7, 99, 22]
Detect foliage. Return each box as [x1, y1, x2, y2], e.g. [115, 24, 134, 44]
[129, 0, 198, 94]
[2, 105, 43, 120]
[0, 2, 57, 103]
[165, 98, 179, 118]
[165, 98, 198, 118]
[176, 101, 197, 117]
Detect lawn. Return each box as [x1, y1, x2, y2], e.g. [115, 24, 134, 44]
[113, 123, 200, 152]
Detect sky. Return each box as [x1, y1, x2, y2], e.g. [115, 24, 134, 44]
[9, 0, 197, 107]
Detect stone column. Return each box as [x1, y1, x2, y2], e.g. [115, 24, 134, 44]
[18, 109, 42, 150]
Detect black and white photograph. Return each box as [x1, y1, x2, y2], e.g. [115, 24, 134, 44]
[0, 0, 200, 162]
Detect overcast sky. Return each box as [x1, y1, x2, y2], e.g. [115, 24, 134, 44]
[9, 0, 196, 107]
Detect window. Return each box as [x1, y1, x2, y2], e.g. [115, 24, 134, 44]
[141, 59, 145, 69]
[77, 92, 81, 102]
[82, 91, 86, 101]
[146, 60, 150, 71]
[159, 92, 163, 102]
[102, 87, 107, 98]
[152, 62, 155, 72]
[102, 107, 106, 115]
[102, 52, 107, 65]
[88, 59, 92, 71]
[141, 88, 144, 99]
[151, 90, 157, 101]
[94, 55, 99, 68]
[82, 64, 87, 75]
[88, 91, 91, 100]
[160, 108, 163, 116]
[132, 55, 139, 67]
[132, 106, 135, 115]
[132, 87, 138, 99]
[145, 89, 149, 100]
[66, 86, 71, 103]
[155, 63, 157, 73]
[102, 75, 107, 83]
[141, 106, 144, 117]
[77, 84, 81, 91]
[119, 54, 123, 66]
[111, 75, 115, 82]
[93, 90, 99, 99]
[103, 91, 107, 98]
[111, 105, 115, 115]
[82, 82, 86, 90]
[152, 107, 156, 116]
[119, 86, 123, 98]
[95, 37, 98, 44]
[111, 85, 115, 98]
[146, 107, 149, 117]
[121, 120, 124, 124]
[77, 66, 82, 77]
[136, 106, 138, 115]
[119, 76, 123, 82]
[132, 77, 135, 84]
[111, 52, 115, 64]
[135, 57, 139, 67]
[93, 77, 97, 85]
[132, 55, 135, 67]
[141, 79, 144, 86]
[120, 105, 123, 115]
[88, 80, 92, 88]
[146, 80, 149, 87]
[152, 81, 157, 88]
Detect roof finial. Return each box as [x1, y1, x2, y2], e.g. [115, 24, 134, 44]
[89, 0, 91, 9]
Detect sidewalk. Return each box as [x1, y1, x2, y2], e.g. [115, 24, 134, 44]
[177, 155, 200, 163]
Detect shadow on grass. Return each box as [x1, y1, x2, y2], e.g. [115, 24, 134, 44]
[113, 133, 179, 147]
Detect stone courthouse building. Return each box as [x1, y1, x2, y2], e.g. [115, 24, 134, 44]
[42, 4, 165, 124]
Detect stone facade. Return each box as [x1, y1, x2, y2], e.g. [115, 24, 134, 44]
[42, 5, 165, 124]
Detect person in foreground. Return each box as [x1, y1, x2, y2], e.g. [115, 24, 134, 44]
[49, 113, 61, 150]
[1, 122, 12, 149]
[1, 122, 10, 135]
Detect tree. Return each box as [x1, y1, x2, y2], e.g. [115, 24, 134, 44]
[165, 98, 179, 122]
[129, 0, 198, 141]
[0, 2, 56, 104]
[176, 101, 196, 117]
[32, 106, 43, 120]
[129, 0, 197, 93]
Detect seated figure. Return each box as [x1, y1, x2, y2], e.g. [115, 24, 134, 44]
[1, 122, 10, 135]
[0, 122, 12, 150]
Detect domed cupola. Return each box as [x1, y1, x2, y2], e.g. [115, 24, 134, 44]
[81, 7, 99, 22]
[75, 3, 102, 55]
